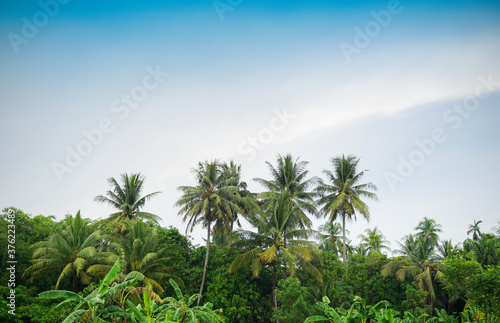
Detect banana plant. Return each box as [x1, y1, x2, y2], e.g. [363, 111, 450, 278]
[401, 311, 428, 323]
[305, 295, 393, 323]
[125, 286, 165, 323]
[373, 308, 401, 323]
[304, 296, 360, 323]
[426, 309, 459, 323]
[156, 278, 223, 322]
[39, 259, 140, 323]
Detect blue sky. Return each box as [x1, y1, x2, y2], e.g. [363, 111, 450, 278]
[1, 0, 500, 248]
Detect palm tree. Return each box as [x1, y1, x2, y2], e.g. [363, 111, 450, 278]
[493, 221, 500, 238]
[229, 191, 321, 317]
[414, 217, 442, 248]
[95, 173, 161, 232]
[437, 239, 459, 260]
[87, 221, 182, 292]
[467, 219, 483, 241]
[317, 222, 345, 255]
[175, 160, 245, 303]
[382, 236, 441, 317]
[315, 155, 378, 268]
[354, 244, 369, 256]
[214, 160, 255, 242]
[470, 235, 500, 268]
[358, 226, 391, 255]
[254, 153, 317, 216]
[24, 211, 99, 291]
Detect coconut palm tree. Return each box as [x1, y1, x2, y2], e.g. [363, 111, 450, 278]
[95, 173, 161, 232]
[437, 239, 459, 260]
[414, 217, 442, 248]
[358, 226, 391, 255]
[24, 211, 99, 291]
[315, 155, 378, 268]
[254, 154, 317, 216]
[470, 235, 500, 268]
[382, 235, 441, 317]
[214, 160, 255, 242]
[467, 219, 483, 241]
[493, 221, 500, 238]
[175, 160, 245, 303]
[229, 191, 321, 318]
[317, 222, 345, 255]
[87, 221, 183, 292]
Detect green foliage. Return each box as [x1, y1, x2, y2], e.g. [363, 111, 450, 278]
[401, 284, 428, 317]
[160, 278, 223, 322]
[38, 259, 136, 322]
[205, 247, 269, 322]
[347, 254, 406, 312]
[305, 295, 394, 323]
[427, 308, 458, 322]
[8, 165, 500, 322]
[87, 220, 183, 293]
[124, 285, 164, 323]
[0, 208, 59, 291]
[229, 189, 322, 318]
[0, 285, 71, 323]
[439, 257, 481, 303]
[24, 210, 100, 291]
[470, 236, 500, 268]
[310, 251, 353, 308]
[273, 277, 318, 322]
[465, 266, 500, 320]
[382, 230, 442, 314]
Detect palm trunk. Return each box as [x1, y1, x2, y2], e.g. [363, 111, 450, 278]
[272, 261, 279, 323]
[229, 217, 234, 246]
[342, 215, 347, 269]
[73, 271, 77, 292]
[198, 219, 211, 305]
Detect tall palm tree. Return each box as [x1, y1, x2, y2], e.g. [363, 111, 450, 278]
[467, 219, 483, 241]
[254, 154, 317, 216]
[436, 239, 459, 260]
[358, 226, 391, 255]
[317, 222, 345, 255]
[87, 221, 183, 292]
[315, 155, 378, 268]
[95, 173, 161, 232]
[382, 235, 441, 317]
[395, 234, 417, 257]
[493, 221, 500, 238]
[216, 160, 255, 240]
[414, 217, 442, 248]
[470, 235, 500, 268]
[175, 160, 245, 303]
[229, 191, 321, 318]
[24, 211, 99, 291]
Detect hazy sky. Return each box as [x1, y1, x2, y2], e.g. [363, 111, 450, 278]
[1, 0, 499, 249]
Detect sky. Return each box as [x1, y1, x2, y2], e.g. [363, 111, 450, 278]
[1, 0, 500, 250]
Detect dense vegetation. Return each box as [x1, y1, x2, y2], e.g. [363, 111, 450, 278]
[1, 154, 499, 322]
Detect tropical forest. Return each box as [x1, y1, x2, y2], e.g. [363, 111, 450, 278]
[1, 154, 499, 322]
